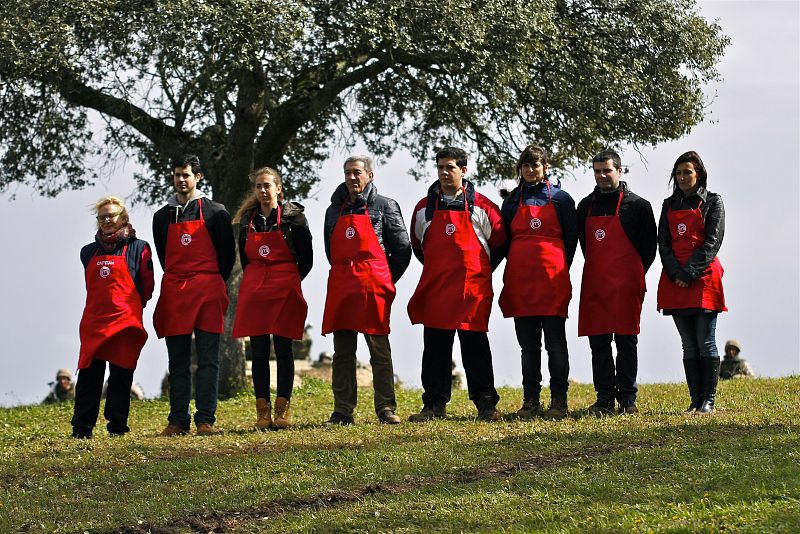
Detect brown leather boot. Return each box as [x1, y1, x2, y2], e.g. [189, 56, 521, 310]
[255, 398, 272, 431]
[273, 397, 291, 429]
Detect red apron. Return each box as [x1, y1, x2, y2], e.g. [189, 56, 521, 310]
[499, 181, 572, 318]
[232, 206, 308, 339]
[407, 189, 493, 332]
[578, 192, 645, 337]
[656, 202, 726, 312]
[78, 244, 147, 370]
[321, 206, 396, 335]
[153, 198, 229, 338]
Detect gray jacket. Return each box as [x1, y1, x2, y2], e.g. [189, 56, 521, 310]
[324, 182, 412, 283]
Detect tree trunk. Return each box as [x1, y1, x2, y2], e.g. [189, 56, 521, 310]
[218, 262, 247, 398]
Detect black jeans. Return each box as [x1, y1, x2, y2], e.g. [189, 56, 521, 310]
[588, 334, 638, 406]
[514, 316, 570, 399]
[165, 329, 220, 428]
[421, 327, 499, 408]
[250, 334, 295, 400]
[72, 358, 134, 436]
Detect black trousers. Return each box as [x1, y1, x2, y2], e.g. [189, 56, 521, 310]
[421, 327, 499, 407]
[250, 334, 295, 400]
[514, 316, 570, 399]
[588, 334, 638, 406]
[72, 358, 134, 436]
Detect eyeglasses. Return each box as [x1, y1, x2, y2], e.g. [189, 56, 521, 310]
[96, 212, 122, 222]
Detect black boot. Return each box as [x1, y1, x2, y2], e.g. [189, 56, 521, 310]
[683, 359, 702, 413]
[698, 358, 720, 414]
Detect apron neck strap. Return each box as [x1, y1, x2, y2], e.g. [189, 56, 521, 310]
[587, 189, 623, 217]
[341, 199, 369, 217]
[518, 180, 552, 207]
[250, 203, 282, 230]
[437, 185, 467, 211]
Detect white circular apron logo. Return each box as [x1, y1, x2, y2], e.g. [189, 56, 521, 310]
[595, 229, 606, 241]
[99, 266, 111, 278]
[345, 226, 356, 239]
[258, 245, 271, 257]
[677, 223, 687, 236]
[445, 223, 456, 236]
[180, 233, 192, 246]
[530, 218, 542, 230]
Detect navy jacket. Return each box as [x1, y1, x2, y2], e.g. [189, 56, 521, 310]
[500, 179, 578, 267]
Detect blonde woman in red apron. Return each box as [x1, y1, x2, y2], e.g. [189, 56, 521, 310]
[232, 167, 312, 430]
[577, 150, 657, 415]
[657, 151, 726, 414]
[321, 155, 412, 425]
[152, 155, 236, 436]
[72, 196, 154, 438]
[408, 147, 507, 422]
[498, 145, 578, 420]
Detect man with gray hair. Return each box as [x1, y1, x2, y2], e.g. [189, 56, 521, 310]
[321, 155, 412, 425]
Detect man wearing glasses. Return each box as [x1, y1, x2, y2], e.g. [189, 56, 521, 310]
[152, 154, 235, 436]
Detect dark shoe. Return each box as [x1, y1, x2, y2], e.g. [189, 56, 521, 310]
[476, 395, 502, 422]
[408, 405, 446, 423]
[160, 424, 189, 437]
[697, 358, 721, 415]
[542, 397, 568, 420]
[71, 430, 92, 439]
[378, 409, 401, 425]
[587, 401, 615, 416]
[196, 423, 221, 436]
[683, 359, 702, 413]
[515, 397, 541, 419]
[326, 412, 354, 425]
[108, 431, 126, 437]
[618, 403, 639, 415]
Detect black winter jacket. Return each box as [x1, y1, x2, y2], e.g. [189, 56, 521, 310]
[577, 182, 658, 273]
[658, 187, 725, 284]
[324, 182, 412, 284]
[152, 194, 236, 281]
[237, 201, 313, 280]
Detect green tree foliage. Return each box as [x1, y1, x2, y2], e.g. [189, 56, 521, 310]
[1, 0, 728, 206]
[0, 0, 728, 394]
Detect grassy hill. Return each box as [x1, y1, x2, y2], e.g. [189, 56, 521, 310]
[1, 377, 798, 533]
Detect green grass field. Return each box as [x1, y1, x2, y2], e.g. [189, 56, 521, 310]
[1, 376, 798, 533]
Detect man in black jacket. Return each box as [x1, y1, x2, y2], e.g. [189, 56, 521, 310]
[577, 150, 657, 415]
[321, 155, 412, 425]
[152, 154, 235, 436]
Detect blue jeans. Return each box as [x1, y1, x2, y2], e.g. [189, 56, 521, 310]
[165, 329, 220, 428]
[672, 313, 719, 360]
[514, 316, 570, 399]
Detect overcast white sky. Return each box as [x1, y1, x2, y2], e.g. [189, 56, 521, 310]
[1, 0, 797, 406]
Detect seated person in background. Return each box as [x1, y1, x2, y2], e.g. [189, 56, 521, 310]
[43, 369, 76, 404]
[719, 339, 755, 379]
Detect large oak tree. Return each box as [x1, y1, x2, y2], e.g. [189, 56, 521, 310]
[0, 0, 728, 394]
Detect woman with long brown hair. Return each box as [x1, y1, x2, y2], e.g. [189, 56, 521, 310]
[232, 167, 312, 430]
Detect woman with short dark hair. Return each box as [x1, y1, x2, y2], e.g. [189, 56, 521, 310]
[499, 144, 578, 419]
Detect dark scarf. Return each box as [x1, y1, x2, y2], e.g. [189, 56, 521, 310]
[95, 223, 136, 253]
